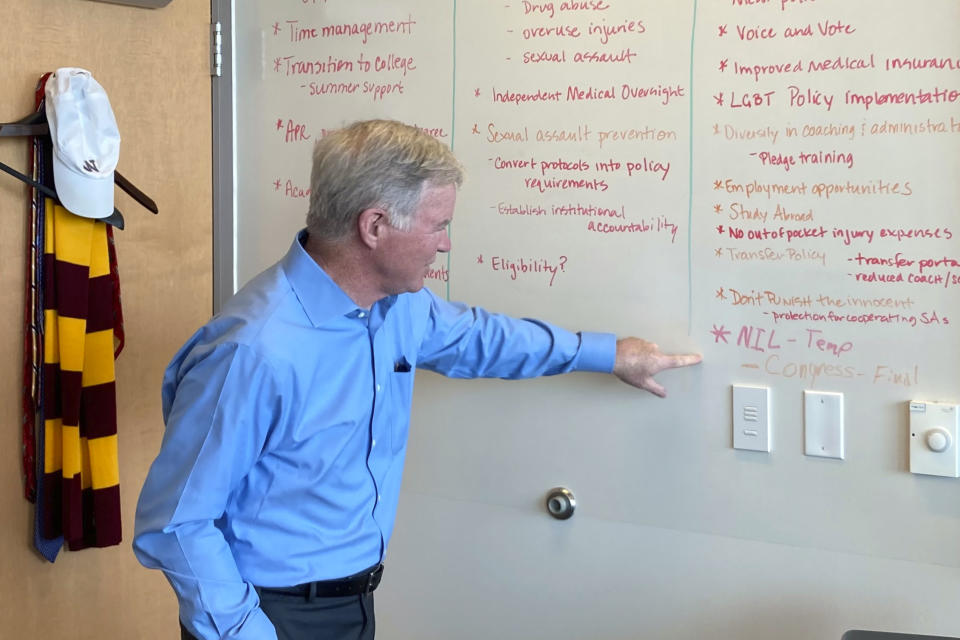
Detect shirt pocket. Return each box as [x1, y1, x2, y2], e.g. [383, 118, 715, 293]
[388, 358, 415, 453]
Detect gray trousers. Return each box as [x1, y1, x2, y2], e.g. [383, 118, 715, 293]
[179, 592, 375, 640]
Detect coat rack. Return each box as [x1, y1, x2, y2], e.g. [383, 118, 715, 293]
[0, 111, 159, 229]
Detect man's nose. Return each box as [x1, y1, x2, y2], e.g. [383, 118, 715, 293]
[437, 228, 451, 253]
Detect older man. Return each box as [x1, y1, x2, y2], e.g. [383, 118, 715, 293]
[133, 120, 700, 640]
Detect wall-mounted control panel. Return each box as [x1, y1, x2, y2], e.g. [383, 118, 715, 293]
[909, 401, 959, 478]
[733, 385, 770, 453]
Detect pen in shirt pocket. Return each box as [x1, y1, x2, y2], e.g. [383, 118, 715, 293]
[394, 356, 411, 372]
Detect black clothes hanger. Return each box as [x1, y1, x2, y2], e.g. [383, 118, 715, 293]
[0, 158, 126, 229]
[0, 110, 46, 135]
[1, 112, 159, 228]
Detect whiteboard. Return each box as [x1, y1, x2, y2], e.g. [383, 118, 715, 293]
[231, 0, 960, 585]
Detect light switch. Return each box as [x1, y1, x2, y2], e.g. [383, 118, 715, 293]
[733, 385, 770, 452]
[804, 391, 844, 459]
[909, 401, 960, 477]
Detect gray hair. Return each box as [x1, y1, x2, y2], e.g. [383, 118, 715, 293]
[305, 120, 464, 241]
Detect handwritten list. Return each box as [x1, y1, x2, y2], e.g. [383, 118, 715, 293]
[234, 0, 453, 287]
[697, 0, 959, 390]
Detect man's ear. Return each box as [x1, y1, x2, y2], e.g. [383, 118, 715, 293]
[357, 207, 387, 249]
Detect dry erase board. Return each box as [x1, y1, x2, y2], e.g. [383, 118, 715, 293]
[231, 0, 960, 571]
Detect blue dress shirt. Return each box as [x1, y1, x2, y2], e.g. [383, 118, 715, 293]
[133, 230, 615, 639]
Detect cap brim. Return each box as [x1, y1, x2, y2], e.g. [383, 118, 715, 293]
[51, 152, 114, 219]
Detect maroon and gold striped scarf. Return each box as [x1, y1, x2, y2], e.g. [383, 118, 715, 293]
[38, 202, 122, 550]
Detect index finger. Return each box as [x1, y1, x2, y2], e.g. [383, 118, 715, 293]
[660, 353, 703, 370]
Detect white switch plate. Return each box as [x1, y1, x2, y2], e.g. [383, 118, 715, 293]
[733, 385, 770, 452]
[909, 401, 960, 477]
[804, 391, 844, 459]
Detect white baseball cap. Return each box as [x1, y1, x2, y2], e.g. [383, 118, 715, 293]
[44, 68, 121, 219]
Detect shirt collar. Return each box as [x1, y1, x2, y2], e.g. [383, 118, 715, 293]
[281, 229, 398, 327]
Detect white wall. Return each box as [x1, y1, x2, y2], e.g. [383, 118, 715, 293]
[230, 1, 960, 637]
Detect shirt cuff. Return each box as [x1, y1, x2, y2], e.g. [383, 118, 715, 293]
[576, 332, 617, 373]
[233, 608, 279, 640]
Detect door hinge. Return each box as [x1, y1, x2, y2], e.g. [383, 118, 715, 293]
[210, 21, 223, 77]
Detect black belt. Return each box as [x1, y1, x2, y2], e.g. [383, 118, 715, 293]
[257, 564, 384, 599]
